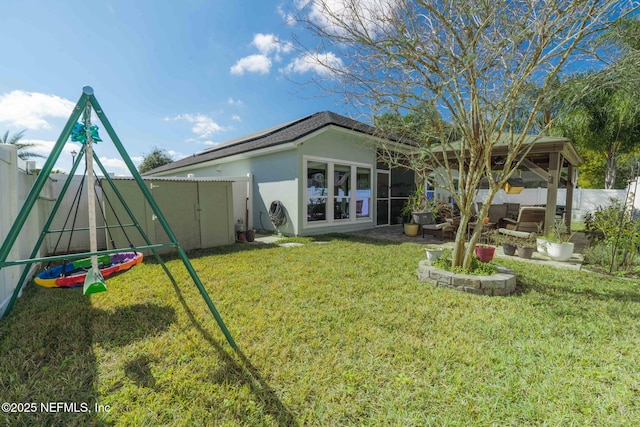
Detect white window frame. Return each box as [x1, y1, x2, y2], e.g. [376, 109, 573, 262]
[303, 155, 373, 229]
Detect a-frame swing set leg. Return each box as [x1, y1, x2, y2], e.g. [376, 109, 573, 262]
[91, 151, 178, 285]
[0, 86, 237, 349]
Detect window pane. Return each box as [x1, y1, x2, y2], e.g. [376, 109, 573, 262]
[356, 168, 371, 219]
[308, 199, 326, 221]
[307, 161, 328, 221]
[334, 198, 350, 219]
[334, 164, 351, 197]
[357, 168, 371, 191]
[356, 198, 370, 218]
[307, 161, 328, 197]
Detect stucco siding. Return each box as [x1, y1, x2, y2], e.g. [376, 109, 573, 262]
[298, 127, 376, 165]
[250, 150, 299, 235]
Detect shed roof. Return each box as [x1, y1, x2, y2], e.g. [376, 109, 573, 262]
[144, 111, 385, 175]
[105, 176, 234, 183]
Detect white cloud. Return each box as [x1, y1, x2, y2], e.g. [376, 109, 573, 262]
[284, 52, 343, 76]
[230, 33, 295, 76]
[304, 0, 397, 36]
[231, 115, 241, 122]
[227, 97, 244, 107]
[98, 157, 131, 176]
[0, 91, 76, 130]
[99, 156, 127, 168]
[252, 33, 293, 57]
[278, 4, 297, 26]
[166, 150, 187, 160]
[165, 113, 225, 138]
[230, 54, 272, 75]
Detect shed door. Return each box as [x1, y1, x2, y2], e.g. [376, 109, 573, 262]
[198, 182, 232, 247]
[151, 181, 201, 251]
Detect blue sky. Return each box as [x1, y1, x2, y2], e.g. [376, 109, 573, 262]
[0, 0, 349, 175]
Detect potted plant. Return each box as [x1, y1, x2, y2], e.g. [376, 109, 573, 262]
[517, 244, 535, 259]
[404, 184, 438, 223]
[401, 184, 431, 237]
[245, 228, 256, 242]
[474, 244, 496, 263]
[425, 245, 444, 262]
[489, 231, 518, 256]
[536, 223, 548, 254]
[515, 234, 536, 259]
[545, 221, 575, 261]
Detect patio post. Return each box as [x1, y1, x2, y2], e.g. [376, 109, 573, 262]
[565, 164, 575, 232]
[545, 152, 561, 235]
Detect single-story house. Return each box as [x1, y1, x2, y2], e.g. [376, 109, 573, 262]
[146, 111, 417, 236]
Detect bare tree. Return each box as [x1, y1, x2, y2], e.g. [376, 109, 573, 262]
[291, 0, 637, 269]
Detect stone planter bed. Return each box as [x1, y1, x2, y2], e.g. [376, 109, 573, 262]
[417, 260, 517, 296]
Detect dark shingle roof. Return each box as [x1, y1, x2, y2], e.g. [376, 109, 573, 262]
[144, 111, 387, 175]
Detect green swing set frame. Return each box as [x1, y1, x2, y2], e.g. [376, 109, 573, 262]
[0, 86, 237, 349]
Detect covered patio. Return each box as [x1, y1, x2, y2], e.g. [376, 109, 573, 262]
[434, 135, 583, 235]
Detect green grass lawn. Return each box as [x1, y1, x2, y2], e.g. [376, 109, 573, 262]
[1, 234, 639, 426]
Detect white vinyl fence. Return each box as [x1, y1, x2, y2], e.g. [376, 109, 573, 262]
[475, 187, 631, 222]
[0, 145, 53, 316]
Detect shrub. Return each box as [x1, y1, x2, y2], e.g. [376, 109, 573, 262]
[433, 249, 498, 276]
[584, 198, 640, 272]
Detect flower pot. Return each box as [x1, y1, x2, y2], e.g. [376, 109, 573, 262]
[536, 238, 549, 254]
[425, 247, 443, 262]
[245, 229, 256, 242]
[517, 245, 534, 259]
[413, 212, 434, 225]
[503, 243, 517, 256]
[546, 242, 574, 261]
[403, 223, 420, 237]
[475, 245, 495, 263]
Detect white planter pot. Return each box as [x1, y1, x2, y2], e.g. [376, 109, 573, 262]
[546, 242, 574, 261]
[425, 248, 443, 262]
[413, 212, 434, 225]
[536, 238, 548, 254]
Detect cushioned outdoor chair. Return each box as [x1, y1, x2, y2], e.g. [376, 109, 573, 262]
[422, 203, 459, 240]
[422, 217, 458, 240]
[498, 206, 546, 239]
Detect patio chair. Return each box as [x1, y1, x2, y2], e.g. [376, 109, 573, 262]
[474, 203, 508, 226]
[487, 204, 508, 227]
[422, 203, 459, 240]
[498, 206, 546, 238]
[422, 218, 458, 240]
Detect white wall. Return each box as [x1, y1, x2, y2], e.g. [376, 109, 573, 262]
[0, 145, 52, 317]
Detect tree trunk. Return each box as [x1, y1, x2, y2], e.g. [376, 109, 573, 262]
[452, 213, 472, 267]
[605, 150, 617, 189]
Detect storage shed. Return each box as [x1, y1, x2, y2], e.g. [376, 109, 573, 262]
[101, 177, 235, 253]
